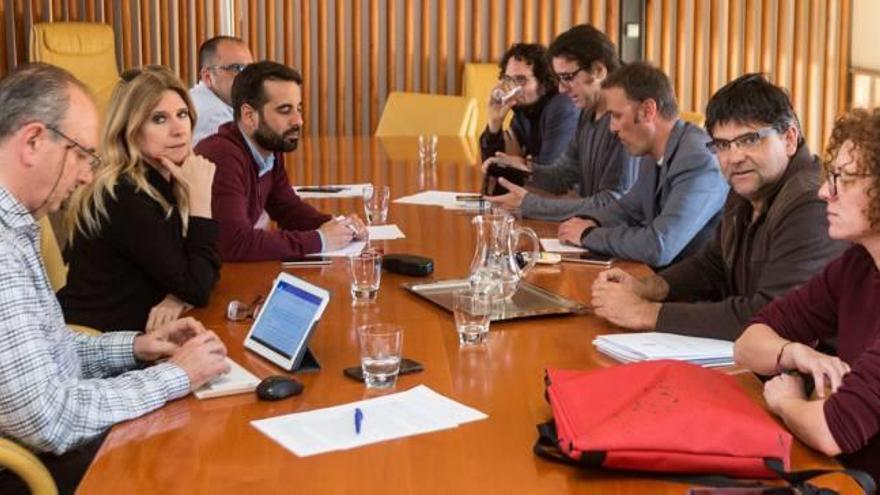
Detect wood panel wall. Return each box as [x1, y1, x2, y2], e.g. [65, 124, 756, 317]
[0, 0, 856, 152]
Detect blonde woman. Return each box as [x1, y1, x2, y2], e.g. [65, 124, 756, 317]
[59, 66, 220, 332]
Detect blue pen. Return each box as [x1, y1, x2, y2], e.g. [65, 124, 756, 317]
[354, 407, 364, 435]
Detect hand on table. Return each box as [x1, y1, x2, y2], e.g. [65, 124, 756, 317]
[781, 343, 851, 398]
[168, 330, 230, 390]
[591, 270, 660, 330]
[557, 217, 596, 247]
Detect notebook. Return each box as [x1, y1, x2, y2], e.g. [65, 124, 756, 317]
[194, 358, 261, 399]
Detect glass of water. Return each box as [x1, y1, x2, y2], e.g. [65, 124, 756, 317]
[418, 135, 438, 163]
[358, 323, 403, 389]
[349, 249, 382, 303]
[453, 289, 492, 345]
[363, 184, 390, 225]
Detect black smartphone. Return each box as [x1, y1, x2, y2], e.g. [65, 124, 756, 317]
[343, 358, 425, 382]
[560, 252, 614, 267]
[482, 163, 531, 196]
[281, 256, 333, 267]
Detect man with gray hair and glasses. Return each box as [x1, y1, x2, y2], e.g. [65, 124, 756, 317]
[190, 35, 254, 145]
[0, 63, 229, 493]
[589, 73, 846, 340]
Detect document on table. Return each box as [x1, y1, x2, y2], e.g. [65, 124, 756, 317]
[593, 332, 734, 367]
[293, 183, 370, 198]
[394, 190, 479, 209]
[540, 238, 587, 253]
[366, 224, 405, 240]
[251, 385, 487, 457]
[310, 241, 367, 257]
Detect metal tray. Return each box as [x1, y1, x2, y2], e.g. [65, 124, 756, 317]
[402, 279, 589, 322]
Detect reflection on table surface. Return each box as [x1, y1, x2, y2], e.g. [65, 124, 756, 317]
[78, 137, 853, 495]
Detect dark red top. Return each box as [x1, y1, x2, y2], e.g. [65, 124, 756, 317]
[195, 123, 331, 261]
[753, 245, 880, 480]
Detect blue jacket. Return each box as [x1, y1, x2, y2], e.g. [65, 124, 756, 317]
[579, 120, 728, 268]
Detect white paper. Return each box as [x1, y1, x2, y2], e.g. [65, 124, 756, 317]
[366, 224, 406, 240]
[251, 385, 487, 457]
[293, 183, 370, 198]
[593, 332, 734, 367]
[394, 190, 477, 208]
[540, 238, 587, 253]
[308, 241, 367, 257]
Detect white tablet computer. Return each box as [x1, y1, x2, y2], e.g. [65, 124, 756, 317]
[243, 272, 330, 371]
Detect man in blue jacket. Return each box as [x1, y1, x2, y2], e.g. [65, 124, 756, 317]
[557, 62, 728, 268]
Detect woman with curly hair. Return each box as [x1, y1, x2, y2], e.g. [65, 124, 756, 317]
[734, 108, 880, 480]
[58, 66, 221, 332]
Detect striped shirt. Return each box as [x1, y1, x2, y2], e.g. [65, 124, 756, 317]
[0, 186, 190, 455]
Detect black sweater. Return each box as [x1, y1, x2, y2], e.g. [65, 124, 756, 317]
[58, 167, 220, 332]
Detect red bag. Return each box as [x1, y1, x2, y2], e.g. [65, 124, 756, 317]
[539, 360, 791, 478]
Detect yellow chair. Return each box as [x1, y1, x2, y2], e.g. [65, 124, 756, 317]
[681, 111, 706, 127]
[375, 92, 478, 137]
[462, 62, 512, 134]
[0, 439, 57, 495]
[38, 216, 67, 293]
[30, 22, 119, 116]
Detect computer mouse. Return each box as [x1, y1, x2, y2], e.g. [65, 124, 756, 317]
[256, 375, 304, 401]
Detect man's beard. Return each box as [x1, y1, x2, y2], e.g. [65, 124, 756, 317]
[253, 121, 301, 153]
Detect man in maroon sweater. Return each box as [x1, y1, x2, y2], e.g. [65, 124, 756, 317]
[195, 61, 365, 261]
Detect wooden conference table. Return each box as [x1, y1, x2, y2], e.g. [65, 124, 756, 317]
[79, 137, 854, 494]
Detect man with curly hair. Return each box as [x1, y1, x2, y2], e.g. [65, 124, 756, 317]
[589, 73, 845, 340]
[479, 43, 579, 165]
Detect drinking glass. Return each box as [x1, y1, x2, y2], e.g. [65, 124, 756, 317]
[358, 323, 403, 389]
[418, 135, 438, 163]
[349, 249, 382, 303]
[453, 289, 492, 345]
[363, 184, 390, 225]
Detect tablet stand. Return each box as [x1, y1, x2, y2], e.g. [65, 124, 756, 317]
[294, 347, 321, 373]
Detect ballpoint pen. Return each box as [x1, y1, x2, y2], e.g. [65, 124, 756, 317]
[354, 407, 364, 435]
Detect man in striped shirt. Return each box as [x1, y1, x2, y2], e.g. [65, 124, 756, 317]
[0, 64, 229, 493]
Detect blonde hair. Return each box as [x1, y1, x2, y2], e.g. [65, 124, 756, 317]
[66, 66, 197, 241]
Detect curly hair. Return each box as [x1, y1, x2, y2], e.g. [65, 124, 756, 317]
[822, 107, 880, 228]
[498, 43, 556, 91]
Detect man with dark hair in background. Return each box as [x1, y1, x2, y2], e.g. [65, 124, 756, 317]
[557, 62, 728, 268]
[485, 25, 639, 221]
[196, 61, 366, 261]
[589, 73, 845, 339]
[479, 42, 578, 165]
[189, 36, 254, 145]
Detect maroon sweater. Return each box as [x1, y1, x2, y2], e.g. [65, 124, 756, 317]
[195, 122, 331, 261]
[753, 245, 880, 480]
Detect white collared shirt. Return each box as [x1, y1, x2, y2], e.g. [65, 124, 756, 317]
[189, 81, 234, 146]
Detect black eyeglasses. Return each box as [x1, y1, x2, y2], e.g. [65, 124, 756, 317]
[46, 125, 102, 169]
[706, 127, 777, 154]
[825, 167, 871, 197]
[210, 63, 248, 74]
[555, 67, 585, 85]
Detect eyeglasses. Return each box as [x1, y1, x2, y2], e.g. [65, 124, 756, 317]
[500, 74, 533, 86]
[46, 125, 102, 169]
[210, 63, 248, 74]
[706, 127, 777, 154]
[825, 167, 872, 197]
[555, 67, 585, 85]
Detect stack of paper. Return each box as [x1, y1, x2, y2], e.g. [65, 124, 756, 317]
[294, 183, 370, 198]
[251, 385, 487, 457]
[593, 332, 734, 367]
[306, 225, 406, 257]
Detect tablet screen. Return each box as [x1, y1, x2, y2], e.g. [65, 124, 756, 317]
[250, 279, 324, 359]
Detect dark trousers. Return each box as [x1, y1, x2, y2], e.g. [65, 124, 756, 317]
[0, 432, 107, 495]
